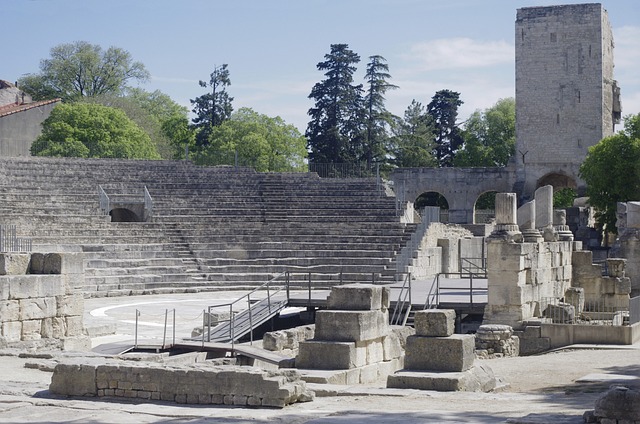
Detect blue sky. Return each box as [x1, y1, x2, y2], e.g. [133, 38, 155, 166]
[3, 0, 639, 133]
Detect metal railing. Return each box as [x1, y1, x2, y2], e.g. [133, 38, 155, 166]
[630, 296, 640, 325]
[98, 185, 110, 215]
[0, 224, 32, 252]
[203, 272, 288, 349]
[460, 257, 487, 278]
[423, 272, 488, 310]
[390, 273, 412, 326]
[542, 297, 632, 325]
[134, 308, 176, 350]
[144, 186, 153, 218]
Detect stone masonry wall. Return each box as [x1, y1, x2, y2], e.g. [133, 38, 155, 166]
[484, 241, 573, 326]
[515, 4, 615, 198]
[49, 358, 314, 408]
[0, 252, 88, 350]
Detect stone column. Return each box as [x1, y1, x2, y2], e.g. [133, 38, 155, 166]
[518, 200, 543, 242]
[553, 209, 574, 241]
[535, 185, 556, 241]
[489, 193, 522, 242]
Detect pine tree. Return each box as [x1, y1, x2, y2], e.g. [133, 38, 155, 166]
[363, 55, 398, 166]
[427, 89, 464, 167]
[306, 44, 365, 164]
[191, 64, 233, 147]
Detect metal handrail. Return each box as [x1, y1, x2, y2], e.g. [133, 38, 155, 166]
[204, 272, 287, 350]
[144, 186, 153, 218]
[424, 272, 488, 310]
[460, 257, 487, 278]
[98, 185, 110, 215]
[390, 273, 412, 326]
[0, 224, 32, 252]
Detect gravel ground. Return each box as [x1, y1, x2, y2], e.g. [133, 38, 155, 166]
[0, 344, 637, 423]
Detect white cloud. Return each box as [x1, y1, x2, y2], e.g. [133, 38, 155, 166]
[614, 26, 640, 69]
[401, 37, 514, 72]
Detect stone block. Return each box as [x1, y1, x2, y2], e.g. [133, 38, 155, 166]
[9, 275, 65, 299]
[52, 317, 67, 338]
[356, 337, 385, 365]
[19, 297, 57, 320]
[296, 340, 364, 369]
[2, 321, 22, 342]
[56, 294, 84, 316]
[0, 253, 30, 276]
[594, 386, 640, 422]
[404, 334, 475, 372]
[29, 253, 45, 274]
[0, 300, 20, 321]
[615, 277, 631, 295]
[0, 279, 8, 301]
[22, 319, 42, 340]
[414, 309, 455, 337]
[326, 284, 384, 311]
[543, 302, 575, 323]
[65, 315, 84, 337]
[50, 360, 101, 397]
[387, 363, 496, 392]
[314, 310, 388, 342]
[42, 253, 62, 274]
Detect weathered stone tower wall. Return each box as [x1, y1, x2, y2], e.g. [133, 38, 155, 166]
[515, 3, 619, 200]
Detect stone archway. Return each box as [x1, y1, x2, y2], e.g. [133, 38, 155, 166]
[110, 208, 141, 222]
[473, 191, 497, 224]
[415, 191, 449, 223]
[536, 173, 577, 191]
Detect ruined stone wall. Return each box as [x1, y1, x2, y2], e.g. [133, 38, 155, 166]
[484, 241, 573, 326]
[49, 358, 313, 408]
[0, 102, 58, 157]
[0, 252, 88, 350]
[515, 4, 616, 198]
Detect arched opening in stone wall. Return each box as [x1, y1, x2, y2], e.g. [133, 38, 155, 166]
[536, 173, 577, 191]
[110, 208, 141, 222]
[473, 191, 498, 224]
[415, 191, 449, 223]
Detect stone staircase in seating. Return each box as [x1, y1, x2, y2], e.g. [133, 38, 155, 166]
[0, 157, 416, 297]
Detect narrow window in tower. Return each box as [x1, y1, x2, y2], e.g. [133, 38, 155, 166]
[557, 114, 560, 124]
[550, 32, 557, 42]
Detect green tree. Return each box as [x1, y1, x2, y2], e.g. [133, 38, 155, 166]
[427, 89, 464, 167]
[161, 115, 196, 160]
[191, 64, 233, 147]
[32, 103, 160, 159]
[579, 114, 640, 234]
[87, 89, 189, 159]
[306, 44, 365, 164]
[455, 97, 515, 167]
[390, 100, 436, 168]
[195, 108, 307, 172]
[363, 55, 398, 166]
[18, 41, 149, 102]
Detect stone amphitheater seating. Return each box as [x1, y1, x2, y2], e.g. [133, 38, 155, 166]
[0, 157, 416, 297]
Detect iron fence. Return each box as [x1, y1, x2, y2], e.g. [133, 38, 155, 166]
[542, 297, 631, 325]
[0, 224, 32, 252]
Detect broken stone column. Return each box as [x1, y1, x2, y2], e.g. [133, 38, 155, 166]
[387, 310, 496, 392]
[583, 385, 640, 423]
[518, 200, 543, 243]
[535, 185, 556, 241]
[296, 284, 406, 384]
[488, 193, 522, 242]
[553, 209, 574, 241]
[475, 324, 519, 359]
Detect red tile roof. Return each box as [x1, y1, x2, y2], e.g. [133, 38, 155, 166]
[0, 99, 61, 118]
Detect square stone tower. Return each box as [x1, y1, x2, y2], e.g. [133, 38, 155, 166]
[515, 3, 620, 200]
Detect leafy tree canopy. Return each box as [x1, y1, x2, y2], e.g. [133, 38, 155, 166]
[579, 113, 640, 234]
[88, 88, 188, 159]
[455, 97, 515, 167]
[19, 41, 149, 102]
[32, 103, 160, 159]
[195, 108, 307, 172]
[389, 100, 436, 168]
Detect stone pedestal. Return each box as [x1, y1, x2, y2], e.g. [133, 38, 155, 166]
[387, 310, 496, 392]
[489, 193, 523, 242]
[475, 324, 519, 358]
[296, 284, 405, 384]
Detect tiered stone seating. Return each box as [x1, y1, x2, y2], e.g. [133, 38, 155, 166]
[0, 157, 415, 297]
